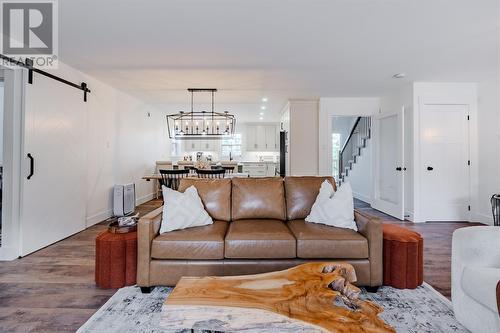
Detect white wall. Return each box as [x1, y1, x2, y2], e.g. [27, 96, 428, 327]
[21, 62, 170, 227]
[476, 79, 500, 224]
[82, 69, 170, 225]
[289, 100, 319, 176]
[0, 82, 3, 165]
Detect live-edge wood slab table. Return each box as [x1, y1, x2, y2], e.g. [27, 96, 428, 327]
[160, 262, 395, 332]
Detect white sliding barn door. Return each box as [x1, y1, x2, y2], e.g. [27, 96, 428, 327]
[21, 74, 87, 256]
[372, 107, 405, 220]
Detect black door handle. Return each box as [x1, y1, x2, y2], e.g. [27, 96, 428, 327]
[427, 166, 433, 171]
[27, 153, 34, 179]
[396, 167, 402, 171]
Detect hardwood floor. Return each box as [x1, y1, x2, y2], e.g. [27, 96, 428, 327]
[0, 198, 482, 332]
[354, 199, 483, 297]
[0, 199, 163, 333]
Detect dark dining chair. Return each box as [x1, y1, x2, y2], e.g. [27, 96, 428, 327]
[211, 165, 236, 174]
[196, 168, 226, 179]
[159, 169, 190, 191]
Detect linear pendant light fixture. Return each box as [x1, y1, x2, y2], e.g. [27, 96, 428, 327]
[167, 88, 236, 139]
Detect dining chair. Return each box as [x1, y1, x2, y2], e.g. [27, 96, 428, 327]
[211, 165, 236, 173]
[196, 168, 226, 179]
[159, 169, 190, 191]
[155, 161, 173, 198]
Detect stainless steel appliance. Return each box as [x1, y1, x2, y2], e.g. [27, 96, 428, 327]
[279, 131, 287, 177]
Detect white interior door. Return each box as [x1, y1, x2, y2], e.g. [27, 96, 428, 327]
[372, 107, 405, 219]
[420, 104, 469, 221]
[21, 74, 87, 256]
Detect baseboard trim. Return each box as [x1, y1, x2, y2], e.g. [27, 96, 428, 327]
[473, 212, 493, 225]
[86, 209, 113, 227]
[137, 193, 155, 206]
[352, 191, 372, 205]
[0, 247, 19, 261]
[86, 192, 157, 227]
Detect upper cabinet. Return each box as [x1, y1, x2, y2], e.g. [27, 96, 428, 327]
[246, 123, 279, 151]
[183, 140, 219, 151]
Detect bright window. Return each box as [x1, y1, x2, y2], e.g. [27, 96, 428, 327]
[221, 133, 242, 158]
[332, 133, 341, 180]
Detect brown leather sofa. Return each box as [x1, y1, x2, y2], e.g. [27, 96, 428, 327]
[137, 176, 382, 292]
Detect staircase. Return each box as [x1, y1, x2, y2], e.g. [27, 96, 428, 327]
[338, 117, 371, 186]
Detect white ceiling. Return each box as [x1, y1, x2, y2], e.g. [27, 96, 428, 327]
[58, 0, 499, 122]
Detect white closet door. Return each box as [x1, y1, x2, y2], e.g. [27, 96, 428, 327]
[420, 104, 469, 221]
[372, 107, 405, 220]
[21, 74, 87, 256]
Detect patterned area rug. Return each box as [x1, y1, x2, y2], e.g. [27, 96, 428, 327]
[78, 283, 468, 333]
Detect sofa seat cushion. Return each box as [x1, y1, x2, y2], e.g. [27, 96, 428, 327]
[288, 219, 368, 259]
[225, 220, 296, 259]
[151, 221, 228, 260]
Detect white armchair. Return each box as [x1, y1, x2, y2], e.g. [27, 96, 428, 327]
[452, 226, 500, 333]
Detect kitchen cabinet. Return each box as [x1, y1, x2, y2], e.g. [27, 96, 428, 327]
[183, 140, 219, 151]
[242, 162, 277, 177]
[245, 124, 278, 151]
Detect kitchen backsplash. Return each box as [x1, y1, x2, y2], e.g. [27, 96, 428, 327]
[171, 151, 279, 163]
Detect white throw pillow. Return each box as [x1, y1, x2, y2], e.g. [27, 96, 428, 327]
[305, 180, 358, 231]
[160, 185, 213, 233]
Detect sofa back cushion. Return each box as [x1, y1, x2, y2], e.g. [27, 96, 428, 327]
[231, 177, 286, 220]
[178, 178, 231, 222]
[285, 176, 336, 220]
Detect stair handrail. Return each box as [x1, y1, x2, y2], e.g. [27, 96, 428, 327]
[340, 117, 362, 155]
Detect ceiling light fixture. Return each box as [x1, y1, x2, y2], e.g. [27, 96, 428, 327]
[261, 105, 266, 110]
[259, 112, 264, 116]
[167, 88, 236, 139]
[259, 117, 264, 120]
[262, 97, 268, 102]
[392, 73, 406, 79]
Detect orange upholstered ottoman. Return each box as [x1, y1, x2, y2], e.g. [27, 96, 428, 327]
[95, 231, 137, 289]
[382, 224, 423, 289]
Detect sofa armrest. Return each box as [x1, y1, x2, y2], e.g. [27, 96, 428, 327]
[354, 209, 383, 286]
[137, 206, 163, 287]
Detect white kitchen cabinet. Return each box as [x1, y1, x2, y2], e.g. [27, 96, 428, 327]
[242, 162, 277, 177]
[183, 140, 219, 151]
[246, 125, 258, 151]
[184, 140, 200, 151]
[245, 124, 278, 151]
[264, 125, 277, 150]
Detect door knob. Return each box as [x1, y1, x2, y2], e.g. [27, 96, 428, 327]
[396, 167, 402, 171]
[427, 166, 434, 171]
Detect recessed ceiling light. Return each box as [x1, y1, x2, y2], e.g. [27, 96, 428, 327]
[259, 112, 264, 116]
[262, 97, 268, 102]
[259, 117, 264, 120]
[261, 105, 266, 110]
[392, 73, 406, 79]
